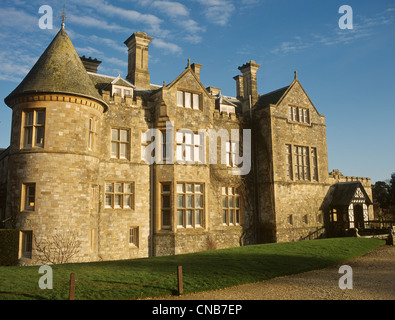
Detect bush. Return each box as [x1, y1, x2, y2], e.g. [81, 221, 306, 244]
[0, 229, 19, 266]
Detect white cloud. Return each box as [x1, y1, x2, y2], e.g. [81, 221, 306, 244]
[195, 0, 235, 26]
[151, 38, 182, 55]
[68, 14, 131, 32]
[151, 1, 189, 18]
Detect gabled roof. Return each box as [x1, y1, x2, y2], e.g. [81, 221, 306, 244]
[165, 64, 212, 99]
[330, 182, 373, 207]
[4, 26, 108, 111]
[254, 74, 321, 116]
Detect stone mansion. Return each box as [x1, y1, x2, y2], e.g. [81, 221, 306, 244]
[0, 24, 374, 265]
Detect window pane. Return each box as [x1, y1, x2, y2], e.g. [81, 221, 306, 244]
[162, 195, 170, 208]
[26, 112, 34, 125]
[162, 210, 171, 227]
[111, 129, 119, 141]
[177, 91, 184, 106]
[114, 195, 122, 208]
[162, 184, 170, 193]
[229, 197, 234, 208]
[223, 210, 227, 224]
[177, 195, 184, 208]
[111, 142, 118, 158]
[236, 210, 240, 224]
[186, 195, 193, 208]
[177, 210, 183, 226]
[193, 94, 199, 110]
[124, 195, 131, 208]
[105, 195, 112, 207]
[195, 195, 202, 208]
[36, 111, 45, 125]
[186, 210, 193, 226]
[195, 210, 201, 225]
[195, 184, 202, 193]
[124, 183, 132, 194]
[236, 197, 240, 208]
[120, 130, 128, 142]
[230, 210, 234, 224]
[105, 183, 113, 193]
[120, 143, 127, 159]
[25, 127, 33, 146]
[186, 184, 193, 193]
[185, 92, 191, 108]
[177, 184, 184, 193]
[35, 127, 44, 145]
[115, 183, 123, 193]
[222, 197, 227, 208]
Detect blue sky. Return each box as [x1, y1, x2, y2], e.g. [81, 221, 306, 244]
[0, 0, 394, 183]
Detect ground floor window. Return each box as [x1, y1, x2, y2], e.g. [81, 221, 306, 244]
[176, 183, 204, 228]
[129, 227, 139, 247]
[21, 230, 33, 259]
[222, 187, 241, 226]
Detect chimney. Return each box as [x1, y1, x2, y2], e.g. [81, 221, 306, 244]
[238, 60, 261, 105]
[80, 56, 102, 73]
[124, 31, 153, 88]
[191, 63, 203, 80]
[233, 75, 244, 100]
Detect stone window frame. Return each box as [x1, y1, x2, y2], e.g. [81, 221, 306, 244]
[176, 182, 204, 229]
[160, 182, 172, 230]
[175, 130, 205, 164]
[21, 109, 45, 149]
[177, 90, 201, 111]
[285, 144, 319, 182]
[104, 182, 135, 210]
[20, 230, 33, 259]
[111, 128, 130, 160]
[221, 187, 241, 226]
[88, 116, 98, 151]
[129, 226, 139, 248]
[287, 105, 310, 125]
[21, 183, 36, 212]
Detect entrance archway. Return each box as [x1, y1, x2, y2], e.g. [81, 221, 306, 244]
[354, 204, 364, 229]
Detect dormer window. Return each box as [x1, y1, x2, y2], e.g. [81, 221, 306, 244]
[111, 85, 133, 98]
[177, 91, 200, 110]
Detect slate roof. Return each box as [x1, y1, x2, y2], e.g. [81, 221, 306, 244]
[4, 27, 108, 110]
[254, 86, 289, 110]
[330, 182, 372, 207]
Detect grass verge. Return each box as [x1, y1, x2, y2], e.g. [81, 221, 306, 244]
[0, 237, 385, 300]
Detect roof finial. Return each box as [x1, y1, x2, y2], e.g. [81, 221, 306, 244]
[60, 4, 67, 29]
[294, 70, 298, 80]
[187, 58, 191, 68]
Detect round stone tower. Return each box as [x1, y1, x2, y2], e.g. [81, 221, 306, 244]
[4, 25, 108, 265]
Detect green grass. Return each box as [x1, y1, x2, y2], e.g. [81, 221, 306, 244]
[0, 237, 385, 300]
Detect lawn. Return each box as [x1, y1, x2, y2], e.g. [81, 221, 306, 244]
[0, 237, 385, 300]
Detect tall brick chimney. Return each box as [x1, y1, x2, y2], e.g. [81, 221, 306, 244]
[124, 31, 153, 88]
[238, 60, 261, 106]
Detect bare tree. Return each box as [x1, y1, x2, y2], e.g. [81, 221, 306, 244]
[34, 231, 81, 265]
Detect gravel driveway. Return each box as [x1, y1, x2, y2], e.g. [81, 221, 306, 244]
[159, 245, 395, 300]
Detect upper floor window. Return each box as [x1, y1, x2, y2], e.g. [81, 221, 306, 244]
[288, 106, 309, 124]
[22, 183, 36, 211]
[111, 128, 130, 160]
[88, 117, 97, 151]
[177, 91, 200, 110]
[105, 182, 134, 209]
[112, 85, 133, 98]
[23, 110, 45, 148]
[285, 144, 319, 182]
[176, 131, 204, 164]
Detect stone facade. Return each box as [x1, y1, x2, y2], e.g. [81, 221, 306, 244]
[0, 26, 373, 265]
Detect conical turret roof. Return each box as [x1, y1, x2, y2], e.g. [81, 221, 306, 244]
[5, 26, 107, 110]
